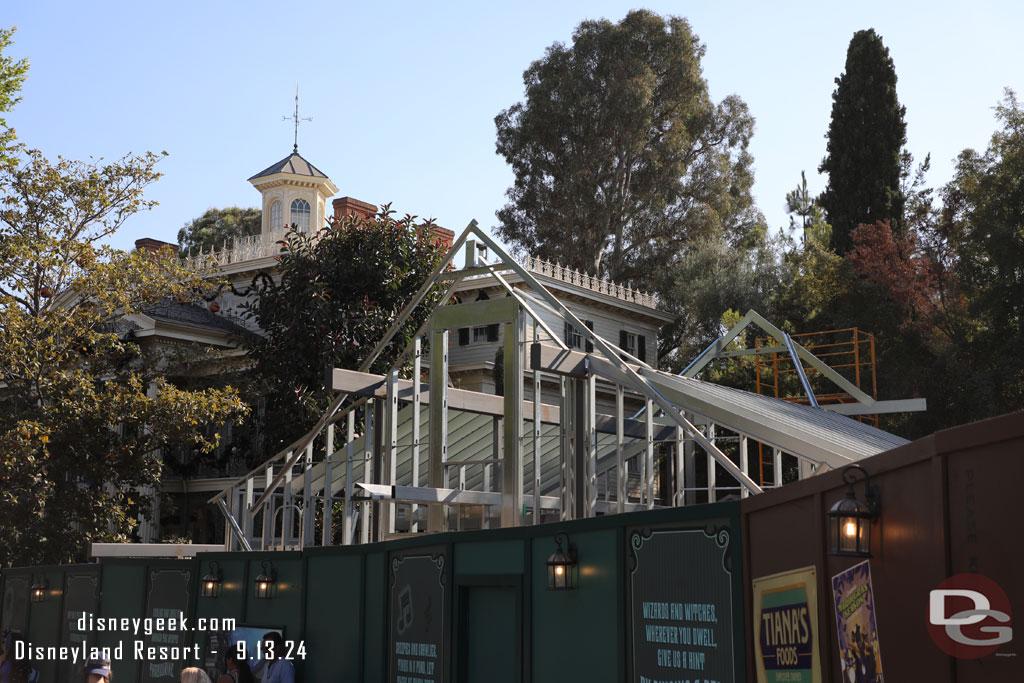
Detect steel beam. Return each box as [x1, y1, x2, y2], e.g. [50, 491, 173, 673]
[411, 336, 422, 532]
[428, 329, 449, 532]
[355, 483, 561, 509]
[502, 302, 524, 527]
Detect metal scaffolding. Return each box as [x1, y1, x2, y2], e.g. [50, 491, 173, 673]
[210, 222, 913, 551]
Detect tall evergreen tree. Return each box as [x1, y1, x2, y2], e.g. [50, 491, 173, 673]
[494, 10, 762, 284]
[818, 28, 906, 255]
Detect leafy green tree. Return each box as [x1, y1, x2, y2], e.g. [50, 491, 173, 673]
[494, 9, 762, 285]
[243, 208, 447, 456]
[177, 206, 262, 254]
[941, 89, 1024, 409]
[819, 28, 906, 255]
[0, 147, 248, 567]
[659, 234, 787, 369]
[0, 26, 28, 168]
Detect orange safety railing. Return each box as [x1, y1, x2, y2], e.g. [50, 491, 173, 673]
[754, 328, 878, 485]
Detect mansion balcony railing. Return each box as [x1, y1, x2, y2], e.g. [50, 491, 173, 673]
[182, 231, 658, 309]
[181, 229, 292, 271]
[525, 256, 657, 308]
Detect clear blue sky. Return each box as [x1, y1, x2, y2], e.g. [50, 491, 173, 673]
[5, 1, 1022, 255]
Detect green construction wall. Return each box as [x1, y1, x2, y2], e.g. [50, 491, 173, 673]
[530, 529, 622, 682]
[1, 502, 744, 683]
[98, 560, 148, 681]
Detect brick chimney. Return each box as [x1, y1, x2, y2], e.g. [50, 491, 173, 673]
[425, 226, 455, 251]
[332, 196, 377, 221]
[134, 238, 179, 256]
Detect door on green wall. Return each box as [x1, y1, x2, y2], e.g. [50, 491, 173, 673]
[457, 584, 521, 683]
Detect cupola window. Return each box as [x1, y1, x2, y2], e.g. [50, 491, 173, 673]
[269, 200, 283, 230]
[290, 198, 311, 231]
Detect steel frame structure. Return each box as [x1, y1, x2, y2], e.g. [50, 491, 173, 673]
[210, 222, 910, 551]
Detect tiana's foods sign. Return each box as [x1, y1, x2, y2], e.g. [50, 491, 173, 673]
[752, 567, 822, 683]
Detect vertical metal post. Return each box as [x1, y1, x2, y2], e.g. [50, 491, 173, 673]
[616, 384, 625, 514]
[360, 399, 374, 544]
[283, 455, 294, 546]
[798, 458, 814, 481]
[532, 324, 542, 524]
[707, 423, 717, 502]
[739, 435, 749, 499]
[429, 330, 449, 532]
[486, 418, 501, 529]
[262, 465, 273, 551]
[244, 476, 254, 543]
[411, 336, 422, 532]
[573, 379, 586, 520]
[303, 439, 314, 546]
[559, 376, 571, 520]
[342, 410, 356, 545]
[675, 426, 685, 507]
[501, 304, 524, 527]
[586, 373, 597, 517]
[645, 398, 654, 510]
[773, 447, 783, 487]
[322, 423, 335, 547]
[373, 397, 385, 542]
[386, 368, 399, 535]
[684, 413, 697, 506]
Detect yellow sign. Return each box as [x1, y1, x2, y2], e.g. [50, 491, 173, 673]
[752, 566, 822, 683]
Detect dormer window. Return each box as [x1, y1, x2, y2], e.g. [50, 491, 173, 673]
[269, 200, 283, 230]
[290, 198, 311, 231]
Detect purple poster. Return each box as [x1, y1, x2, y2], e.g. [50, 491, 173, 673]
[831, 560, 883, 683]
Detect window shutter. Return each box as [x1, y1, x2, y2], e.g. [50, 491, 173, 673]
[458, 328, 470, 346]
[564, 321, 572, 346]
[486, 324, 499, 342]
[585, 320, 594, 353]
[620, 330, 629, 351]
[638, 335, 646, 362]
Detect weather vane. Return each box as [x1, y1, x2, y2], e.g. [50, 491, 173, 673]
[283, 85, 312, 153]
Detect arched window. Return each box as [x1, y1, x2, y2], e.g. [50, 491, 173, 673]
[290, 198, 311, 231]
[269, 200, 282, 230]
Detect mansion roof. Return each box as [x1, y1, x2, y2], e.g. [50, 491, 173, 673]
[248, 151, 329, 181]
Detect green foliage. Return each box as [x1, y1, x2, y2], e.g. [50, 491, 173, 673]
[494, 9, 763, 285]
[177, 206, 262, 254]
[0, 146, 248, 567]
[785, 171, 831, 246]
[659, 234, 787, 370]
[940, 89, 1024, 409]
[819, 29, 906, 255]
[243, 207, 447, 456]
[0, 26, 29, 168]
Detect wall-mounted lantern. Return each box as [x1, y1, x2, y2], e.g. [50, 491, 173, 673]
[30, 575, 48, 602]
[828, 464, 881, 557]
[201, 561, 222, 598]
[546, 532, 578, 590]
[254, 560, 276, 599]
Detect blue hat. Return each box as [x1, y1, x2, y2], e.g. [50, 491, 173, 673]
[84, 657, 112, 676]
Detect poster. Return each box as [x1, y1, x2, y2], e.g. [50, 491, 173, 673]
[831, 561, 883, 683]
[388, 548, 447, 683]
[139, 567, 194, 683]
[752, 566, 821, 683]
[627, 522, 736, 683]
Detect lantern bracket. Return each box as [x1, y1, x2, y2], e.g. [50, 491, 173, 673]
[841, 464, 881, 516]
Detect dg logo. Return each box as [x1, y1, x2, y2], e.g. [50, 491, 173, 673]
[928, 573, 1013, 658]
